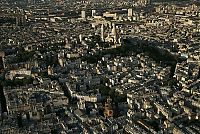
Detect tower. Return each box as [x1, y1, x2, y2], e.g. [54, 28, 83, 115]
[0, 51, 5, 71]
[58, 50, 65, 67]
[81, 10, 86, 20]
[15, 8, 26, 26]
[92, 10, 96, 17]
[104, 97, 113, 118]
[64, 38, 71, 49]
[139, 0, 151, 6]
[147, 0, 152, 5]
[77, 99, 86, 110]
[48, 66, 53, 75]
[79, 34, 83, 42]
[128, 8, 133, 17]
[101, 23, 104, 42]
[112, 23, 117, 44]
[16, 17, 19, 27]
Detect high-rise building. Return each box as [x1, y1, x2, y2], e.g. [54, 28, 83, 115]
[101, 24, 104, 42]
[0, 51, 5, 71]
[81, 10, 86, 19]
[15, 9, 26, 26]
[48, 66, 53, 75]
[128, 8, 133, 17]
[92, 10, 96, 17]
[112, 23, 117, 44]
[139, 0, 152, 6]
[79, 34, 83, 42]
[0, 84, 7, 114]
[104, 97, 113, 118]
[148, 0, 152, 5]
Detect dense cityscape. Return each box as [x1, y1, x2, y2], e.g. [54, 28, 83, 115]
[0, 0, 200, 133]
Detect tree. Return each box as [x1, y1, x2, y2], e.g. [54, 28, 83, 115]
[98, 85, 110, 96]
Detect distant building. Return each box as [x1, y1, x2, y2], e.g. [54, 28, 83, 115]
[92, 10, 96, 17]
[81, 11, 86, 19]
[48, 66, 53, 75]
[104, 97, 113, 118]
[138, 0, 152, 6]
[128, 8, 133, 17]
[0, 51, 5, 71]
[101, 24, 105, 42]
[112, 23, 117, 44]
